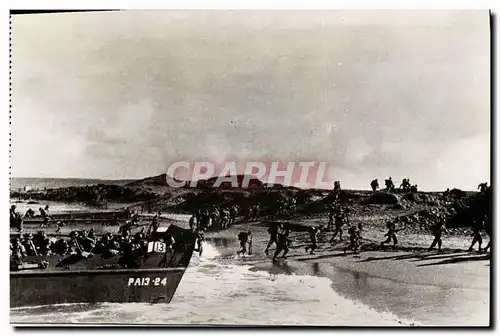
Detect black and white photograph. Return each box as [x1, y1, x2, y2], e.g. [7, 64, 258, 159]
[9, 10, 491, 326]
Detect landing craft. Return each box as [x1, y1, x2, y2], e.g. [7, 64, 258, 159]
[10, 223, 197, 308]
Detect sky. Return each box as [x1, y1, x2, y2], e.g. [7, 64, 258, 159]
[10, 10, 490, 190]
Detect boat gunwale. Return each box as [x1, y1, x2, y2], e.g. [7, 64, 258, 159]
[10, 267, 187, 277]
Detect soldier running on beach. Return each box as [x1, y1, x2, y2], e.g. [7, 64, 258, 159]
[305, 226, 319, 254]
[329, 210, 346, 243]
[468, 218, 484, 252]
[273, 226, 291, 261]
[344, 225, 361, 254]
[326, 202, 340, 231]
[380, 221, 398, 247]
[264, 223, 281, 255]
[428, 217, 447, 252]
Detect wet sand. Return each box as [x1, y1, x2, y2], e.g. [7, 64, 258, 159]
[205, 219, 490, 326]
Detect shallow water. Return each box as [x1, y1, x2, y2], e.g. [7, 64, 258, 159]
[12, 201, 92, 215]
[10, 243, 414, 326]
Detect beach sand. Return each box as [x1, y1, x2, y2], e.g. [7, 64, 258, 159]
[204, 216, 490, 326]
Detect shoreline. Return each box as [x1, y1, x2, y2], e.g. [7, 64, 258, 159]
[205, 218, 490, 326]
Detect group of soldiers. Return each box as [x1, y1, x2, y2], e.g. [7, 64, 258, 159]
[258, 199, 363, 260]
[370, 177, 418, 193]
[188, 205, 238, 232]
[259, 186, 491, 259]
[10, 204, 53, 232]
[9, 215, 177, 270]
[10, 228, 150, 265]
[379, 212, 490, 253]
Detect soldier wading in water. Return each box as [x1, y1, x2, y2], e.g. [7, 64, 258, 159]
[237, 231, 253, 256]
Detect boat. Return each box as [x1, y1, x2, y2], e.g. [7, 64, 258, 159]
[10, 224, 198, 308]
[22, 209, 130, 222]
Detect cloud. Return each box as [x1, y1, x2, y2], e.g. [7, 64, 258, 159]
[10, 11, 490, 190]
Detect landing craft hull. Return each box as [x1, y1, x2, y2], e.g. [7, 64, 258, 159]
[10, 224, 197, 309]
[11, 267, 187, 308]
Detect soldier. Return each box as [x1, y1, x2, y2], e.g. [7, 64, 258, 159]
[150, 213, 160, 234]
[385, 177, 395, 192]
[11, 237, 27, 261]
[210, 206, 220, 229]
[119, 220, 133, 237]
[237, 231, 252, 256]
[189, 214, 197, 231]
[252, 204, 261, 221]
[120, 233, 137, 268]
[410, 185, 418, 193]
[195, 208, 202, 227]
[478, 182, 488, 193]
[132, 232, 147, 254]
[38, 207, 50, 227]
[468, 218, 484, 252]
[380, 221, 398, 247]
[55, 221, 66, 233]
[10, 205, 23, 232]
[24, 208, 35, 218]
[344, 225, 361, 254]
[79, 230, 96, 252]
[130, 211, 139, 226]
[229, 205, 238, 226]
[34, 231, 52, 256]
[305, 226, 319, 255]
[194, 230, 205, 257]
[370, 179, 379, 192]
[22, 233, 38, 256]
[93, 233, 112, 254]
[326, 207, 335, 231]
[400, 178, 411, 192]
[428, 217, 447, 252]
[264, 223, 281, 255]
[273, 226, 291, 261]
[334, 181, 341, 191]
[329, 211, 346, 243]
[202, 209, 210, 229]
[220, 207, 230, 230]
[67, 231, 83, 255]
